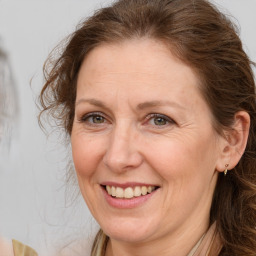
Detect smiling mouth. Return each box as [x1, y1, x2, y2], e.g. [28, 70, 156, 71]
[103, 185, 159, 199]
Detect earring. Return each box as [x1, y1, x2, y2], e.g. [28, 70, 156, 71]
[224, 164, 229, 176]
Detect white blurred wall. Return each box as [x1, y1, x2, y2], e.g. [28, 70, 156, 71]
[0, 0, 255, 255]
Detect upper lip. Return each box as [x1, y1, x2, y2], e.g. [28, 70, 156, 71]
[100, 182, 160, 189]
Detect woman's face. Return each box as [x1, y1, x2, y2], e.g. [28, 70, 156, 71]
[71, 39, 223, 244]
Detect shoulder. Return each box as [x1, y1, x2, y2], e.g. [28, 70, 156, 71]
[0, 236, 14, 256]
[12, 240, 37, 256]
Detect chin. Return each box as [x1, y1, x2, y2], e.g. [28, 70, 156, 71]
[99, 217, 158, 243]
[105, 229, 151, 243]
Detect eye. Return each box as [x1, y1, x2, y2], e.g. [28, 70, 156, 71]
[89, 115, 105, 124]
[152, 116, 168, 126]
[79, 112, 107, 125]
[146, 113, 175, 127]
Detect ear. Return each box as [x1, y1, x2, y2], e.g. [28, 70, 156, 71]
[216, 111, 250, 173]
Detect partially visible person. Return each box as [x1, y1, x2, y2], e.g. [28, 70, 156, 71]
[0, 44, 16, 153]
[0, 44, 37, 256]
[0, 237, 13, 256]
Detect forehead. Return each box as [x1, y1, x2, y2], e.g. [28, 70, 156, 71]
[83, 39, 186, 70]
[77, 39, 201, 93]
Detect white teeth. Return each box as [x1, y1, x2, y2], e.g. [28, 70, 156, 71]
[111, 186, 116, 197]
[134, 186, 142, 197]
[105, 185, 156, 199]
[106, 186, 111, 194]
[141, 186, 147, 196]
[115, 187, 124, 198]
[124, 187, 133, 199]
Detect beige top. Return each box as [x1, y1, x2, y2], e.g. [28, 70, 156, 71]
[12, 240, 38, 256]
[0, 238, 37, 256]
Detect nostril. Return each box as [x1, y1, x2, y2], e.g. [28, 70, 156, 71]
[103, 152, 144, 173]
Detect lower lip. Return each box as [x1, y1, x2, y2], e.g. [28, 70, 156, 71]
[101, 187, 157, 209]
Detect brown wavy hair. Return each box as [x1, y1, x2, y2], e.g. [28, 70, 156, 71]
[39, 0, 256, 255]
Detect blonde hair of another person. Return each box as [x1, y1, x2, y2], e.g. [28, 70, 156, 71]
[0, 43, 17, 158]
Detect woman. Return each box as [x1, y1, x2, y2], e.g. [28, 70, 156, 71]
[39, 0, 256, 255]
[0, 46, 38, 256]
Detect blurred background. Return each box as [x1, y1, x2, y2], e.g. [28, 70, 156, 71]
[0, 0, 255, 255]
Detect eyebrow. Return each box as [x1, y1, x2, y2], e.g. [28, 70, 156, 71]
[76, 98, 107, 108]
[136, 100, 185, 110]
[75, 98, 185, 110]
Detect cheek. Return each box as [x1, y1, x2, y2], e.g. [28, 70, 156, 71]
[71, 134, 104, 179]
[145, 138, 217, 215]
[144, 133, 217, 186]
[144, 139, 197, 175]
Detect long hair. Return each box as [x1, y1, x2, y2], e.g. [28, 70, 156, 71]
[0, 43, 17, 155]
[39, 0, 256, 255]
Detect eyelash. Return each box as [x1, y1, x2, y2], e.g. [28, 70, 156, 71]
[79, 112, 108, 126]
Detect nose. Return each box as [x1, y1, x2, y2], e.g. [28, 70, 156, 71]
[103, 124, 143, 173]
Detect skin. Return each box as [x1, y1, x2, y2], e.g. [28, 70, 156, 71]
[71, 39, 248, 256]
[0, 237, 13, 256]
